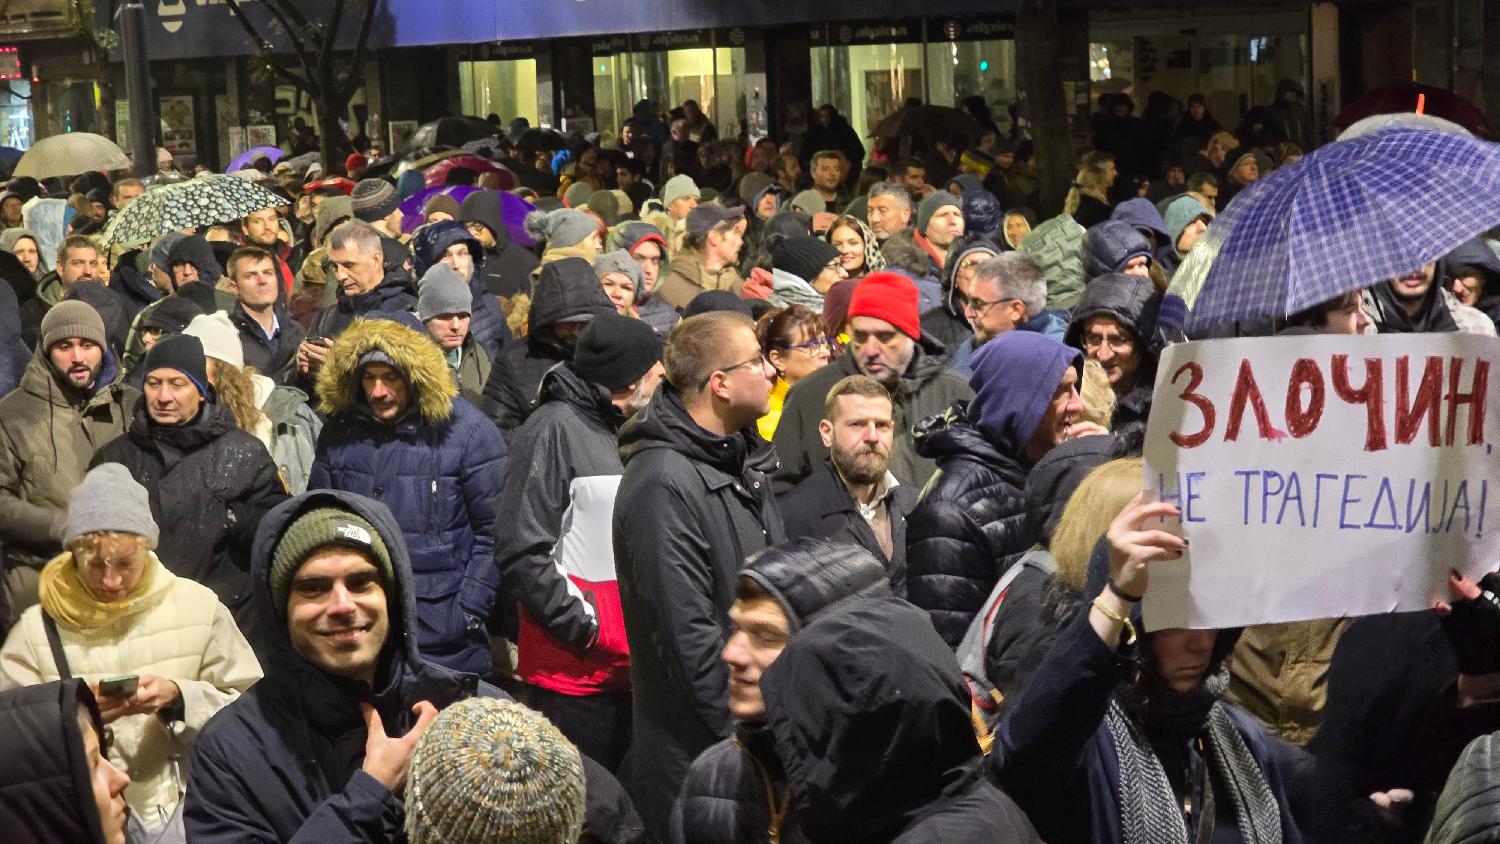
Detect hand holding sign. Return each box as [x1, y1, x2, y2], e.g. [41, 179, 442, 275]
[1106, 493, 1187, 600]
[1143, 333, 1500, 631]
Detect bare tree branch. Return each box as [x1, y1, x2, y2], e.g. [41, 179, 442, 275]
[261, 0, 311, 36]
[223, 0, 320, 97]
[341, 0, 379, 101]
[318, 0, 347, 95]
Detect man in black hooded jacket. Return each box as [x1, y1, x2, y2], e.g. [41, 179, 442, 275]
[185, 489, 644, 844]
[480, 257, 614, 437]
[459, 188, 540, 299]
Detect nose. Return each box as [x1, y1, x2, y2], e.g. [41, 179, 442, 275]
[722, 631, 750, 667]
[104, 756, 131, 794]
[1095, 344, 1116, 363]
[1187, 630, 1216, 654]
[369, 381, 388, 400]
[102, 568, 123, 590]
[327, 582, 358, 615]
[1064, 386, 1084, 415]
[860, 423, 882, 444]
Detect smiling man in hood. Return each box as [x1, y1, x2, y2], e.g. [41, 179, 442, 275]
[182, 490, 483, 843]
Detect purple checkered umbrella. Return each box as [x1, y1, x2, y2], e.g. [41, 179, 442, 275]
[1182, 126, 1500, 333]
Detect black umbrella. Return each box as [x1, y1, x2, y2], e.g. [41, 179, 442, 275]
[869, 104, 980, 144]
[407, 116, 497, 151]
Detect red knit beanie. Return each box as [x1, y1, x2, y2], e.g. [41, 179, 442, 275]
[847, 272, 921, 340]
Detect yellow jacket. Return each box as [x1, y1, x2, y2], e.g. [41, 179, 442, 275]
[757, 377, 791, 441]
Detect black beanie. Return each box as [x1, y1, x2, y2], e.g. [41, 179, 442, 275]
[772, 235, 841, 283]
[572, 311, 662, 390]
[140, 333, 209, 398]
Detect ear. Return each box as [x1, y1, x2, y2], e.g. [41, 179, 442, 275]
[1008, 299, 1029, 324]
[818, 418, 835, 449]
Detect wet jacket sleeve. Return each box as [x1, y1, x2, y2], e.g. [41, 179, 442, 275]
[619, 479, 734, 739]
[494, 420, 598, 651]
[989, 608, 1133, 838]
[185, 744, 402, 844]
[228, 449, 290, 567]
[458, 415, 506, 620]
[0, 425, 61, 550]
[479, 355, 528, 437]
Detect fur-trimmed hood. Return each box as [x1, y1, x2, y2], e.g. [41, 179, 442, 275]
[315, 317, 457, 423]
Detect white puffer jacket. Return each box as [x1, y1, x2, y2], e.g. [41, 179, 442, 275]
[0, 553, 262, 826]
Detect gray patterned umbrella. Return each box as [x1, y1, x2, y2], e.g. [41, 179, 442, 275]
[100, 173, 286, 248]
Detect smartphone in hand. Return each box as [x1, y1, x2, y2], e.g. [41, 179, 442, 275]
[98, 674, 139, 698]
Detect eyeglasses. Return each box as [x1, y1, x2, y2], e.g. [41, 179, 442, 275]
[1082, 332, 1135, 352]
[700, 352, 768, 388]
[779, 336, 836, 355]
[963, 296, 1017, 319]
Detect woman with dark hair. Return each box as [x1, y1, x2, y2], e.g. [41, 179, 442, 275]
[755, 304, 832, 440]
[824, 214, 885, 280]
[990, 493, 1316, 844]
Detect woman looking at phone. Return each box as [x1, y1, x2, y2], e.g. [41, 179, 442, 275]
[0, 464, 261, 838]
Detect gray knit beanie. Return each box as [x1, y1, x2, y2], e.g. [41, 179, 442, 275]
[790, 189, 827, 215]
[594, 249, 643, 293]
[917, 191, 962, 235]
[268, 506, 395, 621]
[417, 264, 473, 321]
[40, 300, 108, 350]
[661, 174, 700, 208]
[562, 181, 594, 210]
[406, 697, 586, 844]
[523, 208, 598, 249]
[63, 463, 160, 548]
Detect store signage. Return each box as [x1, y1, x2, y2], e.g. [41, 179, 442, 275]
[0, 46, 21, 81]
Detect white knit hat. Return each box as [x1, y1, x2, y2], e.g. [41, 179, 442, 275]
[183, 311, 243, 369]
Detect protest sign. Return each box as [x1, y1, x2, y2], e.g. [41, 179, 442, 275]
[1141, 333, 1500, 631]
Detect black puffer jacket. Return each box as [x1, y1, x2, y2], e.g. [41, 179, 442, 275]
[903, 404, 1032, 647]
[1064, 272, 1162, 429]
[480, 257, 613, 437]
[459, 189, 540, 299]
[614, 384, 784, 841]
[760, 597, 1040, 844]
[91, 400, 287, 647]
[0, 679, 110, 844]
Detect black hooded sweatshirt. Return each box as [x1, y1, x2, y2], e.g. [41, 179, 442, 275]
[760, 597, 1040, 843]
[0, 679, 110, 844]
[479, 256, 613, 437]
[459, 189, 540, 298]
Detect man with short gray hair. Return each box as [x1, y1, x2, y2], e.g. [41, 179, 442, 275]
[300, 220, 417, 378]
[949, 252, 1068, 375]
[865, 181, 914, 244]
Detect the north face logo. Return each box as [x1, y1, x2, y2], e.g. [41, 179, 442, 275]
[334, 521, 372, 546]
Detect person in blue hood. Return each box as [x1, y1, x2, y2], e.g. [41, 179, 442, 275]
[408, 219, 510, 360]
[905, 331, 1104, 646]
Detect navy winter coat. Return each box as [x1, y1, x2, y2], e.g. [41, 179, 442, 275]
[183, 490, 490, 844]
[308, 318, 506, 676]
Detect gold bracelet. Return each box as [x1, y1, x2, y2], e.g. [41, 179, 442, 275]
[1091, 596, 1137, 646]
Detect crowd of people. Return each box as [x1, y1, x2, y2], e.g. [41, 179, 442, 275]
[2, 88, 1500, 844]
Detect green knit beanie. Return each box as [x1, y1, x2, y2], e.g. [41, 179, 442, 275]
[269, 507, 394, 619]
[406, 697, 586, 844]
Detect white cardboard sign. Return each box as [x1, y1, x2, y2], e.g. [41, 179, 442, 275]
[1142, 334, 1500, 631]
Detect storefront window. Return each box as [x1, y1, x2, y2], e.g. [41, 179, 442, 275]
[0, 80, 32, 148]
[812, 42, 924, 143]
[592, 37, 746, 140]
[459, 59, 538, 127]
[926, 38, 1018, 136]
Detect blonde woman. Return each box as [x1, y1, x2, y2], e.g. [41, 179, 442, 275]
[1064, 151, 1117, 228]
[0, 464, 261, 837]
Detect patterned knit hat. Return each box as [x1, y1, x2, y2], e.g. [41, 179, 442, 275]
[351, 178, 400, 223]
[406, 697, 586, 844]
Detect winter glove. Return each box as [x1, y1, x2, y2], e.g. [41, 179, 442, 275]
[1441, 572, 1500, 675]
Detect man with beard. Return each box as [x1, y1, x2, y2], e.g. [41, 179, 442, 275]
[1363, 261, 1496, 336]
[0, 302, 138, 633]
[774, 272, 972, 491]
[495, 312, 664, 773]
[779, 375, 917, 583]
[239, 207, 296, 295]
